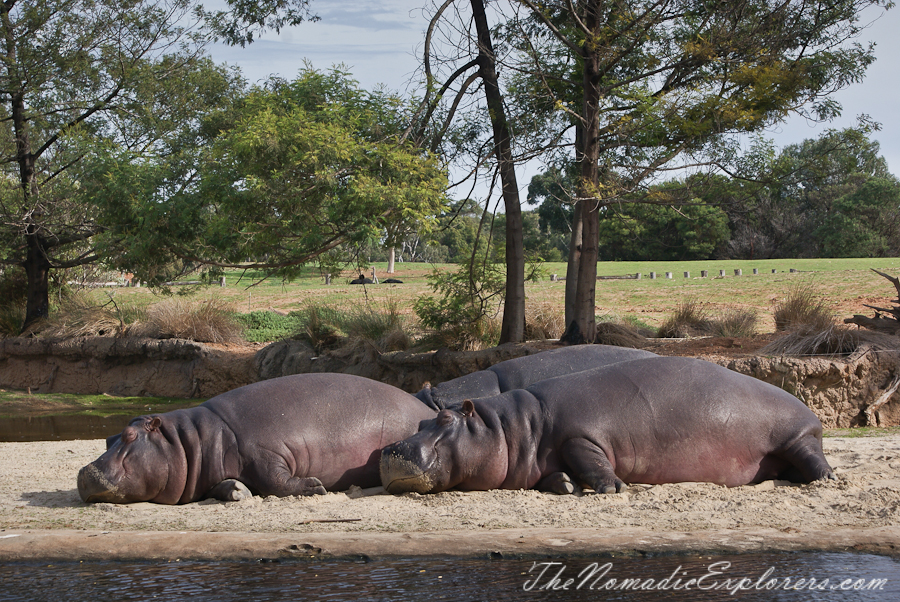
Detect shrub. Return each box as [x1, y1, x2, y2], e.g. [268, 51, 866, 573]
[342, 300, 412, 353]
[773, 285, 834, 331]
[234, 310, 306, 343]
[760, 325, 889, 357]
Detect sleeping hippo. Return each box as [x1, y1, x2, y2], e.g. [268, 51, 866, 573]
[380, 356, 835, 495]
[415, 344, 656, 409]
[78, 373, 437, 504]
[78, 345, 655, 504]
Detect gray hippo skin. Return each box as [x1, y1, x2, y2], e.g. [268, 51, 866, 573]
[78, 345, 654, 504]
[415, 344, 656, 409]
[381, 356, 835, 495]
[78, 373, 437, 504]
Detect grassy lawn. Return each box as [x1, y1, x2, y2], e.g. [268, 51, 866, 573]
[76, 257, 900, 335]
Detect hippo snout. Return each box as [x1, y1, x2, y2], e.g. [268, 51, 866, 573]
[77, 462, 123, 503]
[379, 440, 437, 494]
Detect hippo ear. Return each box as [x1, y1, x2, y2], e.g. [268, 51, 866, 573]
[461, 399, 475, 417]
[145, 417, 162, 432]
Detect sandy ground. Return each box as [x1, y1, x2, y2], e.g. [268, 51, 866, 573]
[1, 434, 900, 560]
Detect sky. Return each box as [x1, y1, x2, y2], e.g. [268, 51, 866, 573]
[209, 1, 900, 197]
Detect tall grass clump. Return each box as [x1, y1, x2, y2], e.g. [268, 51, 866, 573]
[656, 298, 709, 338]
[595, 320, 648, 347]
[341, 300, 412, 353]
[140, 298, 243, 343]
[525, 302, 565, 340]
[36, 291, 134, 338]
[773, 285, 835, 331]
[705, 308, 759, 338]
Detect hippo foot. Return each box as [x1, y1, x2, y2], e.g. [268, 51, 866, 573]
[207, 479, 253, 502]
[537, 472, 577, 495]
[297, 477, 327, 496]
[595, 479, 627, 494]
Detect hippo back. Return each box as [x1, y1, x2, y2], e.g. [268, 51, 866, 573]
[419, 344, 656, 408]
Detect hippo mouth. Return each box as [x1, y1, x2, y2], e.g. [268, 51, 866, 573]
[77, 463, 126, 503]
[379, 453, 436, 494]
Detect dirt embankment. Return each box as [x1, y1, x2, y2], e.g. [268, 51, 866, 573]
[2, 335, 900, 427]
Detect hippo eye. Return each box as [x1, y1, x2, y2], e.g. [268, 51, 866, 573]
[122, 428, 138, 444]
[436, 411, 455, 426]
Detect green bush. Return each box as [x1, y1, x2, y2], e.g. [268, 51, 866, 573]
[234, 310, 306, 343]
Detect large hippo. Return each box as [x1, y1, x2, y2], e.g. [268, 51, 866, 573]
[415, 344, 656, 409]
[78, 345, 655, 504]
[78, 373, 437, 504]
[381, 356, 835, 495]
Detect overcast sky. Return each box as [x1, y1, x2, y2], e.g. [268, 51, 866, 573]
[210, 1, 900, 196]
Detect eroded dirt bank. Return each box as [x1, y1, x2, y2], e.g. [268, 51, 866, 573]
[1, 435, 898, 560]
[3, 336, 899, 428]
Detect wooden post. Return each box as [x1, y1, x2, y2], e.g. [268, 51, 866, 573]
[650, 272, 656, 279]
[665, 272, 673, 279]
[325, 274, 332, 285]
[701, 270, 708, 278]
[635, 272, 641, 280]
[550, 274, 557, 281]
[735, 269, 742, 276]
[684, 271, 690, 278]
[219, 276, 226, 287]
[752, 268, 759, 275]
[719, 270, 726, 277]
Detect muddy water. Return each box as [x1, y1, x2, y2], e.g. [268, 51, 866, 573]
[0, 552, 897, 601]
[0, 414, 131, 442]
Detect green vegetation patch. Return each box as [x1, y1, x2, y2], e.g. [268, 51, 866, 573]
[0, 390, 203, 418]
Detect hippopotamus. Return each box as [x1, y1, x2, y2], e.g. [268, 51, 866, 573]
[78, 373, 437, 504]
[415, 344, 656, 409]
[380, 356, 835, 495]
[77, 345, 655, 504]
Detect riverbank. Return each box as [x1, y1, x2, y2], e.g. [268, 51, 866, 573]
[1, 434, 899, 560]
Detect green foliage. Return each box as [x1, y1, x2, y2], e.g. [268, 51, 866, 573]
[414, 260, 504, 351]
[233, 310, 306, 343]
[773, 285, 835, 331]
[598, 200, 731, 261]
[175, 68, 449, 280]
[816, 177, 900, 257]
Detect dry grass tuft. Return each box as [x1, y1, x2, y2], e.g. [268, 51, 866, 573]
[36, 293, 128, 338]
[760, 325, 897, 357]
[773, 285, 835, 331]
[656, 298, 710, 338]
[525, 302, 565, 340]
[705, 308, 759, 338]
[595, 321, 648, 347]
[140, 298, 243, 344]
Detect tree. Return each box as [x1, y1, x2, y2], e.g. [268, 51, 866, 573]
[119, 68, 448, 279]
[722, 125, 894, 258]
[501, 0, 887, 342]
[0, 0, 238, 330]
[816, 177, 900, 257]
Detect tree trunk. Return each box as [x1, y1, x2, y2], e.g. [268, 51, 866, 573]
[563, 201, 582, 330]
[471, 0, 526, 344]
[565, 1, 601, 344]
[23, 230, 51, 328]
[387, 246, 396, 274]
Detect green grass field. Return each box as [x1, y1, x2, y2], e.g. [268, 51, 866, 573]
[74, 257, 900, 336]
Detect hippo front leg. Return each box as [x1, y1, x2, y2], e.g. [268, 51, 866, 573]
[206, 479, 253, 502]
[244, 457, 328, 497]
[561, 438, 627, 494]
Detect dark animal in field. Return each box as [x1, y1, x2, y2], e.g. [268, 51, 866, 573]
[350, 274, 374, 284]
[381, 356, 834, 495]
